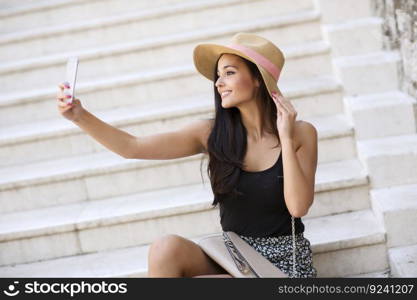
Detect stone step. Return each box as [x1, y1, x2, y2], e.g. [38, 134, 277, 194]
[356, 133, 417, 189]
[0, 90, 352, 167]
[0, 0, 41, 11]
[0, 0, 315, 35]
[0, 240, 152, 278]
[303, 113, 356, 165]
[0, 150, 205, 214]
[344, 90, 417, 140]
[333, 51, 401, 96]
[0, 183, 219, 266]
[0, 157, 370, 265]
[344, 269, 391, 278]
[316, 0, 374, 24]
[0, 118, 366, 215]
[0, 32, 333, 94]
[0, 93, 213, 168]
[306, 158, 369, 219]
[0, 209, 387, 277]
[388, 244, 417, 278]
[0, 0, 322, 63]
[0, 0, 195, 34]
[0, 153, 369, 216]
[0, 51, 343, 126]
[304, 209, 388, 277]
[371, 182, 417, 248]
[323, 17, 383, 57]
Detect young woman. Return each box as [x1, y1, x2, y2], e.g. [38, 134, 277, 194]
[56, 32, 318, 278]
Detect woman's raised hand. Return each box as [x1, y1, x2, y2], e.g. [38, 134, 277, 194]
[56, 81, 85, 122]
[271, 91, 297, 142]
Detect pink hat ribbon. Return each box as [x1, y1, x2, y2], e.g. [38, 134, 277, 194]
[227, 43, 281, 81]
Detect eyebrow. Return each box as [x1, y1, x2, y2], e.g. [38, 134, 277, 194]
[217, 65, 238, 73]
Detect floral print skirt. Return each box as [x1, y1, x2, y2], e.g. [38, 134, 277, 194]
[236, 232, 317, 278]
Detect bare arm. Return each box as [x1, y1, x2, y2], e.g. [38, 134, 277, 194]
[72, 110, 136, 159]
[128, 118, 212, 159]
[282, 121, 318, 217]
[72, 110, 211, 160]
[56, 79, 211, 159]
[57, 82, 211, 160]
[57, 82, 135, 159]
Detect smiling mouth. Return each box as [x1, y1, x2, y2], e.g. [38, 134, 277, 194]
[221, 91, 232, 98]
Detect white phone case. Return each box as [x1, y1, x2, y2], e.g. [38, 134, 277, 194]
[64, 57, 78, 104]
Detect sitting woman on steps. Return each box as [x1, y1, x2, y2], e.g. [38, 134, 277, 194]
[56, 32, 318, 278]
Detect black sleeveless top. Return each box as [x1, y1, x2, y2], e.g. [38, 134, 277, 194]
[218, 151, 304, 237]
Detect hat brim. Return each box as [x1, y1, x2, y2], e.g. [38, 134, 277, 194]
[193, 43, 283, 99]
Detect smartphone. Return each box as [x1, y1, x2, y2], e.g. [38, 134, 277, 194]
[64, 57, 78, 104]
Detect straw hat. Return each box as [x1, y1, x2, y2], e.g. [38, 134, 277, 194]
[193, 32, 285, 99]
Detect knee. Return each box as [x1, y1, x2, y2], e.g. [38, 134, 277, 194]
[148, 234, 186, 264]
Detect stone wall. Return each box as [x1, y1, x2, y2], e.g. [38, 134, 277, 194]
[372, 0, 417, 98]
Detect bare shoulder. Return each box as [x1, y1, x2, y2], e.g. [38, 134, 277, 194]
[294, 120, 318, 151]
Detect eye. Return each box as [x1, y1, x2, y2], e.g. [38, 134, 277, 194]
[217, 71, 235, 77]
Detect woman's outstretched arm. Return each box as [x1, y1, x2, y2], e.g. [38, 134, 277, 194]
[57, 82, 211, 160]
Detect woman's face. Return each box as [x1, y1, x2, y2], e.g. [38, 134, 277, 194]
[215, 54, 259, 109]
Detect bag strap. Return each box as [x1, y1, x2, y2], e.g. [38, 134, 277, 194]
[223, 232, 252, 274]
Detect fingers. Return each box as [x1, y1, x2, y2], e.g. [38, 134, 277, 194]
[57, 93, 72, 101]
[272, 93, 287, 113]
[57, 82, 72, 104]
[58, 81, 70, 90]
[57, 94, 72, 108]
[58, 100, 72, 108]
[272, 92, 293, 114]
[57, 82, 71, 97]
[279, 95, 295, 111]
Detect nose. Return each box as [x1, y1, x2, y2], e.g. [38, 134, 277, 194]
[215, 76, 224, 88]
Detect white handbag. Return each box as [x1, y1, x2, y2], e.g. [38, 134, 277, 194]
[197, 216, 297, 278]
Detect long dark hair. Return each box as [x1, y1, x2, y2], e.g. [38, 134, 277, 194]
[200, 54, 281, 207]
